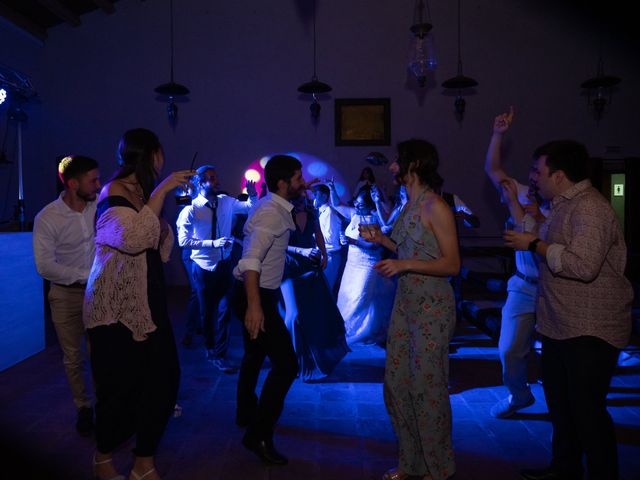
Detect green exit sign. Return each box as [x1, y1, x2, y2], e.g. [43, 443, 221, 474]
[613, 184, 624, 196]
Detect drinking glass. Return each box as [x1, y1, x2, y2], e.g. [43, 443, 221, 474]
[359, 214, 380, 241]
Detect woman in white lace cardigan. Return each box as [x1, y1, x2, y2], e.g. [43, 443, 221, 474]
[84, 128, 194, 480]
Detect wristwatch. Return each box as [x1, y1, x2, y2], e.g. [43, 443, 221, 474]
[528, 238, 541, 253]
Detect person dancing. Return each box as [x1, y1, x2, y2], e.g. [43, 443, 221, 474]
[281, 194, 349, 381]
[329, 184, 395, 346]
[84, 128, 194, 480]
[233, 155, 307, 465]
[362, 139, 460, 480]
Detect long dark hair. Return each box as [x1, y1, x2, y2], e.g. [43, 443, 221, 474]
[112, 128, 163, 201]
[396, 139, 443, 190]
[358, 166, 375, 183]
[354, 185, 375, 213]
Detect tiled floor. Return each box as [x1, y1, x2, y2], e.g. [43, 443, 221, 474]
[1, 289, 639, 479]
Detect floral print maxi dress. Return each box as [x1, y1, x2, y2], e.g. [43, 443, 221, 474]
[384, 194, 456, 479]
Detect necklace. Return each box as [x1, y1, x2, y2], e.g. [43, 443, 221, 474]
[120, 180, 144, 202]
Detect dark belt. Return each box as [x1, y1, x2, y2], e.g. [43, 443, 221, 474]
[53, 282, 86, 289]
[515, 270, 538, 285]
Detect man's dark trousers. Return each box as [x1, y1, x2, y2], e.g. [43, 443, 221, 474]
[541, 335, 620, 480]
[192, 258, 233, 358]
[234, 284, 298, 441]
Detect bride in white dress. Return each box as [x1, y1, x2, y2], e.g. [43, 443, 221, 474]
[329, 184, 396, 346]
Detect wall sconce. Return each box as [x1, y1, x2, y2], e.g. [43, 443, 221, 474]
[408, 0, 437, 87]
[580, 57, 620, 122]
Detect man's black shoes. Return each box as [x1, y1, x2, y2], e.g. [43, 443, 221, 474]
[207, 352, 238, 374]
[76, 406, 94, 436]
[241, 434, 288, 465]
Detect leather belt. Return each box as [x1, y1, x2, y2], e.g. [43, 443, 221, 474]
[515, 270, 538, 285]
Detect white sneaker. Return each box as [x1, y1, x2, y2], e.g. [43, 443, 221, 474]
[490, 393, 535, 418]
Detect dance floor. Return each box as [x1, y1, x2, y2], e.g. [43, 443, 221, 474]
[1, 287, 639, 479]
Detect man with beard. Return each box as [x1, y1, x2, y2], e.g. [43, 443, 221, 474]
[33, 155, 101, 436]
[504, 140, 632, 480]
[177, 165, 257, 373]
[485, 107, 548, 418]
[233, 155, 306, 465]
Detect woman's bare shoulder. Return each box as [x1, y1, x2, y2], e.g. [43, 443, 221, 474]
[98, 180, 128, 201]
[421, 192, 454, 227]
[422, 191, 447, 211]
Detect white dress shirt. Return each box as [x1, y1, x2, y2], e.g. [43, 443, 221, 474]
[33, 192, 96, 285]
[451, 194, 473, 216]
[177, 192, 255, 271]
[317, 203, 343, 253]
[233, 193, 295, 289]
[511, 181, 550, 280]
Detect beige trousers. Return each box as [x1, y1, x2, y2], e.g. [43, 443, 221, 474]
[48, 284, 93, 409]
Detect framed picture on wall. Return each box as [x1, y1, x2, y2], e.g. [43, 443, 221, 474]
[335, 98, 390, 146]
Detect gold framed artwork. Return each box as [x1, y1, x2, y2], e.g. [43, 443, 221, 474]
[334, 98, 391, 146]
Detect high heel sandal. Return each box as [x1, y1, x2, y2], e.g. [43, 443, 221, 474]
[382, 468, 409, 480]
[93, 454, 125, 480]
[129, 468, 156, 480]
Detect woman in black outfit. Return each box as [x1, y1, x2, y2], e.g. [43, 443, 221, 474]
[84, 128, 193, 480]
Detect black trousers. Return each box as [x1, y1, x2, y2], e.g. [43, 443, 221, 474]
[541, 335, 619, 480]
[180, 248, 201, 335]
[192, 259, 233, 355]
[234, 283, 298, 441]
[88, 321, 180, 457]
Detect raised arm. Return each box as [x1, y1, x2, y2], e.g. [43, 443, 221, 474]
[485, 106, 515, 188]
[499, 178, 525, 226]
[147, 170, 195, 217]
[371, 184, 390, 224]
[327, 179, 353, 219]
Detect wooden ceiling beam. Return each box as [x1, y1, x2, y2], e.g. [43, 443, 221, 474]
[0, 3, 47, 42]
[37, 0, 81, 27]
[91, 0, 115, 14]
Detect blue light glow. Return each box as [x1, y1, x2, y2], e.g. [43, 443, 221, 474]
[307, 161, 328, 177]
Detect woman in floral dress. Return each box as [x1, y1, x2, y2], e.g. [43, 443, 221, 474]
[361, 139, 460, 480]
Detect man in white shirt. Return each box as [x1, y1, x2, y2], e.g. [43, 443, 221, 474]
[32, 155, 101, 436]
[440, 191, 480, 229]
[233, 155, 306, 466]
[312, 184, 345, 294]
[485, 107, 548, 418]
[177, 164, 257, 373]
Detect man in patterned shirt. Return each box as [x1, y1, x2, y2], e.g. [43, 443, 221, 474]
[504, 140, 633, 480]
